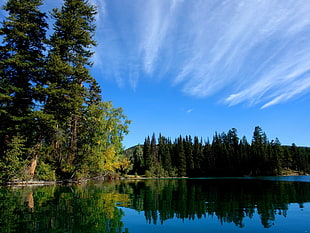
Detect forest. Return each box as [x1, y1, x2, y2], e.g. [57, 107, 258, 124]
[0, 0, 130, 183]
[128, 127, 310, 177]
[1, 0, 309, 183]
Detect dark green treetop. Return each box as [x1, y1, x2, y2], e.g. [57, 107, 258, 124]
[0, 0, 47, 133]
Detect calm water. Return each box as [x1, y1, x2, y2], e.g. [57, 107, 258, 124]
[0, 176, 309, 233]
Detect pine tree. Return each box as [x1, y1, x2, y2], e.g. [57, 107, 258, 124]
[143, 136, 152, 173]
[251, 126, 268, 175]
[239, 136, 251, 175]
[177, 136, 186, 177]
[0, 0, 48, 180]
[193, 136, 204, 175]
[0, 0, 47, 139]
[158, 135, 173, 176]
[44, 0, 97, 176]
[184, 135, 194, 176]
[132, 145, 144, 175]
[151, 133, 158, 174]
[0, 0, 132, 181]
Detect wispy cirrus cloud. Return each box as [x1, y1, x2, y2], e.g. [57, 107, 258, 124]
[2, 0, 308, 108]
[225, 45, 310, 108]
[94, 0, 310, 108]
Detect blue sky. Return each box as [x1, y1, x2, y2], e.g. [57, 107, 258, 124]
[1, 0, 310, 148]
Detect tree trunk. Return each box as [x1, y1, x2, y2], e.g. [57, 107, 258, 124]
[29, 155, 37, 177]
[69, 115, 77, 165]
[29, 137, 42, 177]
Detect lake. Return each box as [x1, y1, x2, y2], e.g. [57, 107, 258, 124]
[0, 176, 309, 233]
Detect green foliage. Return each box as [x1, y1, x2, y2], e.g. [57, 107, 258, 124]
[77, 101, 130, 177]
[43, 0, 99, 174]
[132, 145, 144, 174]
[143, 136, 152, 171]
[176, 136, 186, 177]
[0, 0, 48, 162]
[145, 170, 152, 177]
[0, 0, 131, 181]
[130, 127, 310, 177]
[0, 136, 28, 182]
[35, 160, 56, 181]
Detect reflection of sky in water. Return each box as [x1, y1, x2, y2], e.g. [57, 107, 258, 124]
[120, 203, 310, 233]
[190, 176, 310, 183]
[254, 176, 310, 183]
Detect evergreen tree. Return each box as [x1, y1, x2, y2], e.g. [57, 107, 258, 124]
[203, 141, 214, 176]
[158, 134, 171, 176]
[0, 0, 48, 180]
[132, 145, 143, 175]
[0, 0, 47, 125]
[184, 135, 194, 176]
[0, 0, 132, 181]
[193, 136, 204, 175]
[269, 138, 282, 175]
[239, 136, 251, 175]
[251, 126, 268, 175]
[134, 130, 310, 178]
[151, 133, 159, 174]
[176, 136, 186, 177]
[143, 136, 152, 173]
[44, 0, 97, 177]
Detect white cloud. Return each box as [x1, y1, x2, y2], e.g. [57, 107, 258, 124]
[3, 0, 309, 108]
[91, 0, 310, 107]
[225, 40, 310, 108]
[139, 0, 181, 74]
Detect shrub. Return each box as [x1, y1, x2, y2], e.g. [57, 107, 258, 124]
[35, 161, 56, 181]
[145, 170, 152, 177]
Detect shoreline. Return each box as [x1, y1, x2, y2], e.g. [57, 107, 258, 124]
[3, 172, 309, 186]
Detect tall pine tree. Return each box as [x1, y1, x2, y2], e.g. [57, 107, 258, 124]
[0, 0, 48, 181]
[44, 0, 97, 177]
[0, 0, 47, 141]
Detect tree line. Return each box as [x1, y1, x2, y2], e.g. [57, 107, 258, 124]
[130, 126, 310, 177]
[0, 0, 130, 182]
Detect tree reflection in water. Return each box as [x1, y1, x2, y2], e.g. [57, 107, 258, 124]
[0, 178, 309, 232]
[0, 182, 130, 233]
[116, 178, 310, 228]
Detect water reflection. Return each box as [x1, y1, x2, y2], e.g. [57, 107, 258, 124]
[0, 183, 130, 233]
[117, 178, 310, 228]
[0, 177, 309, 232]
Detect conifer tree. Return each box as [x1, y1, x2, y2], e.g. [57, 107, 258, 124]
[0, 0, 131, 181]
[251, 126, 268, 175]
[151, 133, 158, 174]
[44, 0, 97, 176]
[158, 135, 172, 176]
[143, 136, 152, 173]
[0, 0, 47, 138]
[177, 136, 186, 177]
[132, 145, 144, 174]
[184, 135, 194, 176]
[0, 0, 48, 180]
